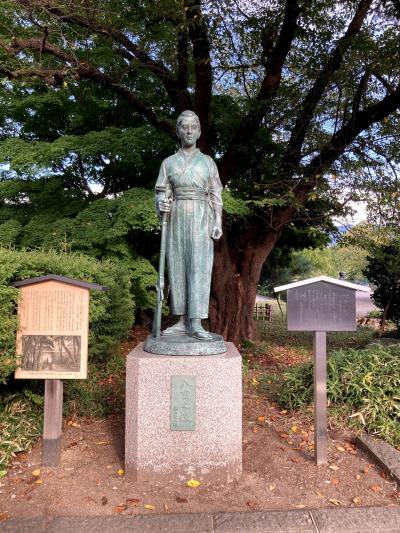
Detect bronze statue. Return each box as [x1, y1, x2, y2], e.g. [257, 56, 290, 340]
[155, 110, 223, 339]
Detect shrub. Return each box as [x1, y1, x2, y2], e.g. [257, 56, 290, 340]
[0, 392, 43, 471]
[0, 247, 135, 383]
[277, 343, 400, 446]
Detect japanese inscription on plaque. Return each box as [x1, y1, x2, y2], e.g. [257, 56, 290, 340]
[14, 278, 91, 380]
[170, 375, 196, 431]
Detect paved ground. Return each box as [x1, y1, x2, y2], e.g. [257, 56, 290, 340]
[3, 506, 400, 532]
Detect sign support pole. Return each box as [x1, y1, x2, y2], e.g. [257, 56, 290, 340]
[313, 331, 327, 465]
[42, 379, 63, 466]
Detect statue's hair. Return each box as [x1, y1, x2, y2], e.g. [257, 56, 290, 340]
[176, 110, 201, 136]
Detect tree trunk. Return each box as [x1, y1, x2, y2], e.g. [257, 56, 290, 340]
[209, 229, 280, 345]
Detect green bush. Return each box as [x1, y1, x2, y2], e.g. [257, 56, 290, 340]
[0, 247, 135, 382]
[277, 343, 400, 446]
[0, 392, 43, 471]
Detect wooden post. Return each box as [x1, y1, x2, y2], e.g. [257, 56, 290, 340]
[313, 331, 327, 465]
[42, 379, 63, 466]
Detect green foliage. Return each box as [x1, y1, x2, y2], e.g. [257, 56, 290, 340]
[364, 238, 400, 334]
[0, 247, 135, 382]
[278, 344, 400, 446]
[64, 351, 126, 417]
[0, 393, 42, 469]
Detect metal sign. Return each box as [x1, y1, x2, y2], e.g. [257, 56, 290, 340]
[274, 276, 369, 465]
[287, 281, 356, 332]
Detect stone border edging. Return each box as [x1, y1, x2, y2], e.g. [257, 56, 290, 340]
[2, 507, 400, 532]
[355, 433, 400, 485]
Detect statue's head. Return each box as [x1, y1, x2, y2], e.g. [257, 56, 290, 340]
[176, 110, 201, 147]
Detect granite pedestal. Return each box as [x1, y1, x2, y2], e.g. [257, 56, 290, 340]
[125, 342, 242, 483]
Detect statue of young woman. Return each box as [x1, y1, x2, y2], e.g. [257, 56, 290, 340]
[155, 110, 223, 340]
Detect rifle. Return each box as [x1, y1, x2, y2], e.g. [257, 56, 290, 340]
[152, 206, 169, 338]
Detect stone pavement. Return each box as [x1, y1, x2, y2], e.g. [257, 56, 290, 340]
[3, 506, 400, 532]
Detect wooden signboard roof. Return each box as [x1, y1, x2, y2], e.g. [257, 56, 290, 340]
[12, 274, 106, 292]
[274, 275, 370, 294]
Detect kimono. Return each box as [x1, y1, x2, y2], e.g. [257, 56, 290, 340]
[155, 149, 223, 319]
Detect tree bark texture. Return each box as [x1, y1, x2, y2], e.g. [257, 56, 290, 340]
[209, 228, 280, 345]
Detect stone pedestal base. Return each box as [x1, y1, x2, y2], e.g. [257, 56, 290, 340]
[125, 342, 242, 483]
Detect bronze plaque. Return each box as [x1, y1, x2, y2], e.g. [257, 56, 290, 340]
[170, 375, 196, 431]
[15, 280, 89, 379]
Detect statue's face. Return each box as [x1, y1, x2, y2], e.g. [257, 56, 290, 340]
[177, 117, 200, 147]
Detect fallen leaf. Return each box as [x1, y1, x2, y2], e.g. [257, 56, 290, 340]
[268, 484, 276, 491]
[186, 479, 201, 488]
[31, 469, 41, 477]
[331, 478, 340, 486]
[280, 410, 288, 414]
[329, 464, 339, 471]
[352, 497, 362, 504]
[257, 416, 265, 423]
[67, 420, 81, 428]
[34, 479, 43, 485]
[144, 504, 155, 511]
[96, 441, 111, 446]
[126, 498, 141, 506]
[294, 504, 306, 508]
[164, 503, 169, 512]
[117, 469, 124, 476]
[336, 446, 345, 452]
[0, 470, 7, 479]
[101, 496, 108, 506]
[279, 433, 289, 440]
[316, 491, 325, 498]
[329, 499, 342, 506]
[251, 377, 259, 386]
[0, 511, 9, 521]
[114, 503, 127, 513]
[82, 496, 96, 504]
[370, 485, 381, 493]
[246, 500, 257, 509]
[176, 496, 188, 503]
[291, 425, 298, 433]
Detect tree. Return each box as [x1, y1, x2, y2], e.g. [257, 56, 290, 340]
[1, 0, 400, 343]
[364, 236, 400, 335]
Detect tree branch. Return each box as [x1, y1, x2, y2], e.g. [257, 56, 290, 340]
[13, 0, 191, 112]
[373, 71, 396, 94]
[264, 81, 400, 234]
[184, 0, 212, 152]
[218, 0, 301, 183]
[0, 37, 175, 136]
[281, 0, 373, 176]
[298, 82, 400, 202]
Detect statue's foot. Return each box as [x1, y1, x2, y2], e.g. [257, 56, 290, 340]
[161, 319, 189, 336]
[191, 325, 213, 340]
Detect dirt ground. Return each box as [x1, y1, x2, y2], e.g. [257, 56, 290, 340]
[0, 325, 399, 521]
[1, 387, 399, 520]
